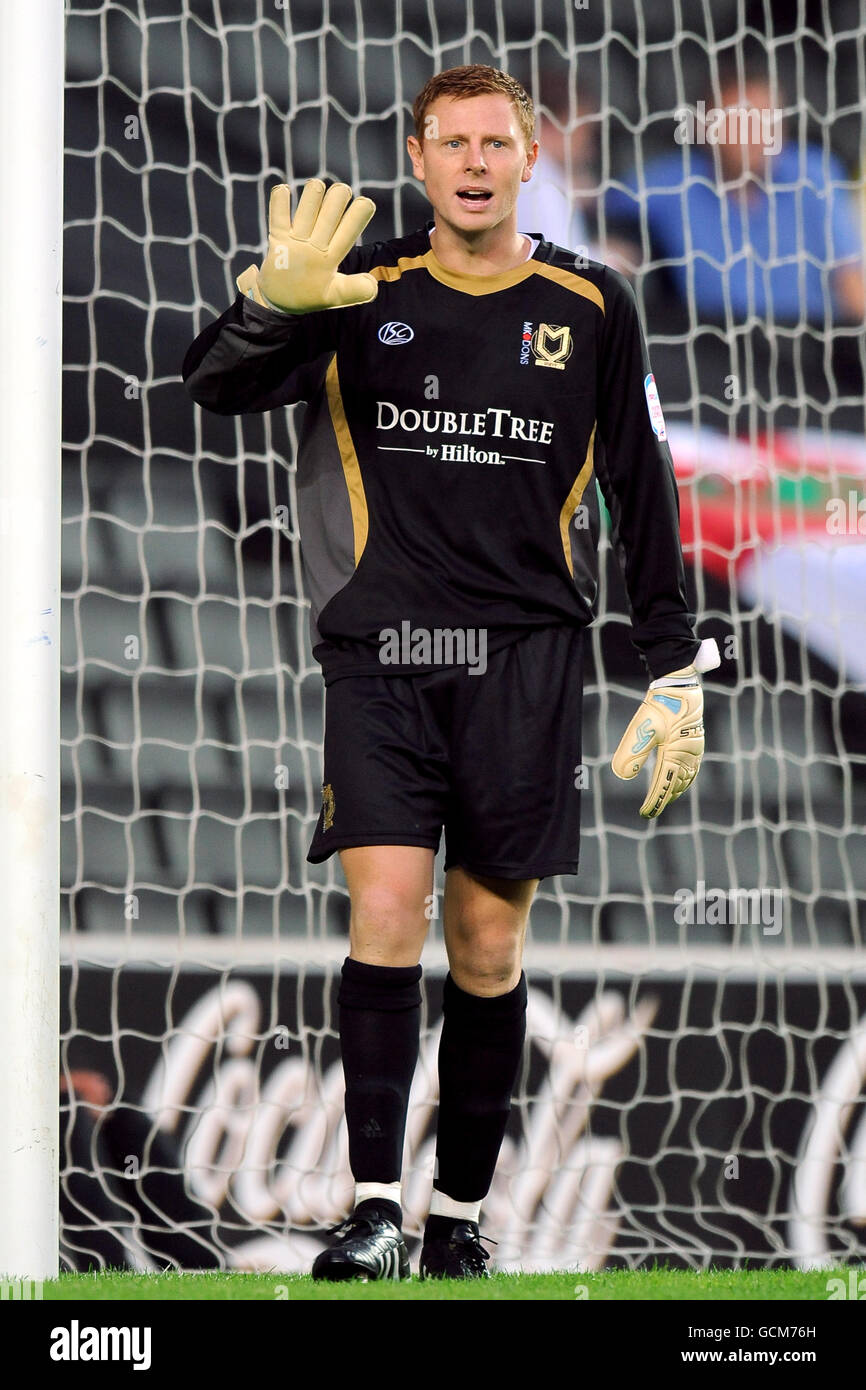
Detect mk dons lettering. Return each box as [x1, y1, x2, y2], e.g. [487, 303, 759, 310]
[376, 401, 555, 445]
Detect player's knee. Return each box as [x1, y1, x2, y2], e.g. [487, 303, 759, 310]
[449, 908, 525, 950]
[350, 882, 426, 928]
[448, 926, 523, 994]
[451, 958, 522, 995]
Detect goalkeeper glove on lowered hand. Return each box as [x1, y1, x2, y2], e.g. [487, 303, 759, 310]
[236, 178, 378, 313]
[611, 637, 721, 819]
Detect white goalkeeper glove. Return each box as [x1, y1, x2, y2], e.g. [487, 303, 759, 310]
[611, 637, 721, 819]
[236, 179, 378, 313]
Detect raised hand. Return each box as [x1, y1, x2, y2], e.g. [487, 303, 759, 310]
[236, 179, 378, 313]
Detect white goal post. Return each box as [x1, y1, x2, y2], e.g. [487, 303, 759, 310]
[0, 0, 64, 1280]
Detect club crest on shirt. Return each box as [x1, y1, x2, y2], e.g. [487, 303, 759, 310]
[530, 323, 573, 370]
[321, 782, 335, 830]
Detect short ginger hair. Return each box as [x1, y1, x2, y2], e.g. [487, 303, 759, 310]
[412, 64, 536, 148]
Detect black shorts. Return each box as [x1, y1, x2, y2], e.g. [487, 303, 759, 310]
[306, 625, 584, 881]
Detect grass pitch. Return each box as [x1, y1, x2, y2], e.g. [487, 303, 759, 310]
[44, 1268, 845, 1301]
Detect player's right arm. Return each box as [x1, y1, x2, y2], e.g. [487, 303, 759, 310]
[182, 179, 377, 414]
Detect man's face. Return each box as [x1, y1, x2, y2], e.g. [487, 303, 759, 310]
[407, 93, 537, 235]
[716, 79, 781, 180]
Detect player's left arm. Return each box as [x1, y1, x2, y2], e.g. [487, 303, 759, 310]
[594, 266, 719, 817]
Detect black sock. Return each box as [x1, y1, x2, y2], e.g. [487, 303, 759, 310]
[424, 1213, 475, 1241]
[353, 1197, 403, 1230]
[434, 971, 528, 1203]
[338, 956, 422, 1193]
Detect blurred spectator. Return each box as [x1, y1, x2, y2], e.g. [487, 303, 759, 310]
[517, 70, 599, 254]
[605, 50, 864, 326]
[603, 44, 865, 430]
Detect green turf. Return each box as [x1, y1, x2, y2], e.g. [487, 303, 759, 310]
[40, 1267, 855, 1301]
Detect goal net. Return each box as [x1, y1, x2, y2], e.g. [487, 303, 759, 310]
[60, 0, 866, 1272]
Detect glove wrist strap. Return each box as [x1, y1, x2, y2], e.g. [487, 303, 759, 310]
[649, 674, 700, 690]
[693, 637, 721, 673]
[648, 637, 721, 690]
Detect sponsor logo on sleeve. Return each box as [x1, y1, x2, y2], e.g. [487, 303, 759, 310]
[644, 372, 667, 440]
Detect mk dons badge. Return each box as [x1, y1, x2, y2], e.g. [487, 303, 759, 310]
[530, 323, 573, 370]
[322, 783, 335, 830]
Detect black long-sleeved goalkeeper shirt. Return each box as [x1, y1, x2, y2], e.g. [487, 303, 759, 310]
[182, 224, 700, 684]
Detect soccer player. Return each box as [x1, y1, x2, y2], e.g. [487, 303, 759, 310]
[183, 64, 719, 1280]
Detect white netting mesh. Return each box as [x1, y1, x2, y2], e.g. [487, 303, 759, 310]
[60, 0, 866, 1271]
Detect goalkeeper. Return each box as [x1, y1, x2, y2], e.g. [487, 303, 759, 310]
[183, 64, 719, 1281]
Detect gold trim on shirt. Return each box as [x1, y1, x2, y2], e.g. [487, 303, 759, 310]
[560, 425, 596, 576]
[325, 355, 369, 565]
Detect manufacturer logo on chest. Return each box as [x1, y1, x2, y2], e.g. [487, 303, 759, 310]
[378, 321, 415, 345]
